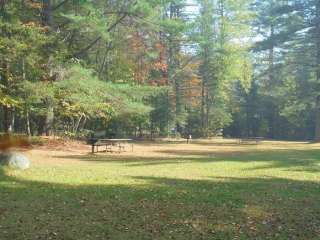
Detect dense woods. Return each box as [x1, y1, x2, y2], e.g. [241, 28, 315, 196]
[0, 0, 319, 140]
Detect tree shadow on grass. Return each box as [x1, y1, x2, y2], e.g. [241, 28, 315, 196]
[1, 167, 320, 240]
[56, 153, 198, 166]
[155, 148, 320, 172]
[137, 139, 258, 147]
[55, 148, 320, 172]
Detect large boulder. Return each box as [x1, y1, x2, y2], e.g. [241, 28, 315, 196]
[0, 152, 30, 170]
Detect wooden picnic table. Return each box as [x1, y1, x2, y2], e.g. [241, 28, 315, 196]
[90, 138, 133, 153]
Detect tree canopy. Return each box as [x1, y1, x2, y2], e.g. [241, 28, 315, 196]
[0, 0, 319, 140]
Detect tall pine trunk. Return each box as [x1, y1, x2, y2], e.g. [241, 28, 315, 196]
[205, 87, 210, 137]
[26, 110, 31, 136]
[268, 23, 276, 139]
[8, 107, 15, 133]
[201, 77, 205, 133]
[42, 0, 52, 25]
[44, 104, 54, 136]
[3, 106, 9, 133]
[1, 61, 14, 133]
[22, 58, 32, 136]
[314, 1, 320, 141]
[168, 3, 183, 132]
[42, 0, 55, 136]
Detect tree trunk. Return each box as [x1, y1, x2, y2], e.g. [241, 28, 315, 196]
[245, 96, 250, 137]
[1, 61, 13, 133]
[201, 79, 205, 134]
[168, 3, 183, 131]
[315, 97, 320, 141]
[44, 104, 54, 136]
[73, 114, 83, 134]
[2, 107, 15, 133]
[139, 123, 143, 138]
[42, 0, 52, 26]
[7, 107, 15, 133]
[26, 110, 31, 136]
[22, 58, 32, 136]
[42, 0, 56, 136]
[205, 88, 210, 137]
[79, 116, 87, 132]
[3, 106, 9, 133]
[314, 1, 320, 141]
[268, 23, 276, 139]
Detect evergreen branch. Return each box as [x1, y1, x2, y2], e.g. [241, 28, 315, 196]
[72, 14, 127, 58]
[52, 0, 69, 11]
[71, 0, 138, 58]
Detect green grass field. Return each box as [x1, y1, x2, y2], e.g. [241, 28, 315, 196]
[1, 140, 320, 239]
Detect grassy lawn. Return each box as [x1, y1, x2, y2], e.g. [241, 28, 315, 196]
[1, 139, 320, 239]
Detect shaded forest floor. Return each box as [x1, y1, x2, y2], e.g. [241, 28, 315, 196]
[1, 139, 320, 239]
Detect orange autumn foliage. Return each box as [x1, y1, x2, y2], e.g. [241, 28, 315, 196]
[0, 135, 31, 151]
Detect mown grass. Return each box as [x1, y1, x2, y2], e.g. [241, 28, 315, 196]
[1, 141, 320, 239]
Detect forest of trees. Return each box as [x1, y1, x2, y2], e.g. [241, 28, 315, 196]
[0, 0, 319, 140]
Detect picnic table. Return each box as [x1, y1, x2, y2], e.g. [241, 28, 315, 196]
[90, 138, 133, 153]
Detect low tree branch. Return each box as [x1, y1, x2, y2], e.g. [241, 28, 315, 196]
[71, 0, 138, 58]
[52, 0, 69, 11]
[72, 14, 128, 58]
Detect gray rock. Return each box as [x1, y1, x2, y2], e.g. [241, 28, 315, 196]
[0, 152, 30, 170]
